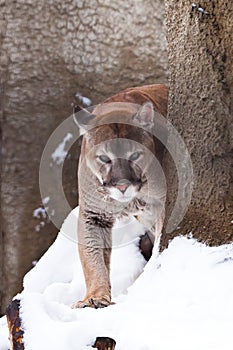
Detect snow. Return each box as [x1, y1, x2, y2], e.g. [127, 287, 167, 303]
[33, 207, 47, 219]
[0, 317, 9, 350]
[33, 206, 48, 232]
[75, 92, 92, 107]
[197, 7, 209, 15]
[51, 133, 73, 165]
[42, 196, 50, 205]
[33, 206, 49, 232]
[1, 207, 233, 350]
[191, 3, 209, 15]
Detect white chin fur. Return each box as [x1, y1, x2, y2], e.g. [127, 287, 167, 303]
[109, 186, 137, 203]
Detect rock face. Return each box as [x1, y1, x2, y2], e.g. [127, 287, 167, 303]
[162, 0, 233, 249]
[0, 0, 168, 314]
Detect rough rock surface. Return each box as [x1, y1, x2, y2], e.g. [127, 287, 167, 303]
[161, 0, 233, 250]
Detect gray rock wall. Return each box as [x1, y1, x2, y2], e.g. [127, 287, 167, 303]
[161, 0, 233, 249]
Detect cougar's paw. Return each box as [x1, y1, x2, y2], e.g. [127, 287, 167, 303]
[139, 231, 154, 261]
[72, 295, 114, 309]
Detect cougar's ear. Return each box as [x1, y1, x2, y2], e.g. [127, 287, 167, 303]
[133, 101, 155, 128]
[73, 105, 95, 135]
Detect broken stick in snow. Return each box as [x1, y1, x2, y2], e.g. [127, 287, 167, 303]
[93, 337, 116, 350]
[6, 299, 24, 350]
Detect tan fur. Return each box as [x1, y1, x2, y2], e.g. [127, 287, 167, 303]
[72, 84, 168, 309]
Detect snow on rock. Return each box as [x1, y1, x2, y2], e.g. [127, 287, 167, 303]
[42, 196, 50, 205]
[75, 92, 92, 107]
[1, 207, 233, 350]
[51, 133, 73, 165]
[33, 207, 47, 219]
[33, 205, 50, 232]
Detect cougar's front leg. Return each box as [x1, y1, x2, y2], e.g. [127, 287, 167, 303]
[72, 209, 114, 309]
[139, 203, 165, 259]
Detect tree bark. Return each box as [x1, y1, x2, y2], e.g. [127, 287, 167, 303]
[162, 0, 233, 248]
[6, 299, 24, 350]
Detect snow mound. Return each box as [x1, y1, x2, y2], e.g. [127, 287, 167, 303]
[0, 317, 9, 350]
[1, 208, 233, 350]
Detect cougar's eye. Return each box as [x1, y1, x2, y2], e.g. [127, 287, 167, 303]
[98, 155, 111, 163]
[129, 152, 141, 161]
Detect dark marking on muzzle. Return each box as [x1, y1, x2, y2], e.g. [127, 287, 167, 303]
[102, 158, 142, 190]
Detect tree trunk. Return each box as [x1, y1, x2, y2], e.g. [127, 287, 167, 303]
[162, 0, 233, 248]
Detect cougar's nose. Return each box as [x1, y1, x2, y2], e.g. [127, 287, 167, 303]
[115, 179, 130, 193]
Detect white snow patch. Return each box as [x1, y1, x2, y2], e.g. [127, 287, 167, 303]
[50, 209, 55, 217]
[1, 207, 233, 350]
[51, 133, 73, 165]
[33, 207, 47, 219]
[75, 92, 92, 107]
[197, 7, 209, 14]
[0, 316, 9, 350]
[35, 224, 41, 232]
[191, 4, 209, 15]
[33, 206, 49, 232]
[42, 196, 50, 205]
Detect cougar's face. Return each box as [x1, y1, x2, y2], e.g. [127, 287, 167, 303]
[82, 123, 156, 203]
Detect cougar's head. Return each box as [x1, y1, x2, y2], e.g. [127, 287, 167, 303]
[75, 102, 164, 203]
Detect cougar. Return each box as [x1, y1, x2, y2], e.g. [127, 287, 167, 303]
[72, 84, 168, 308]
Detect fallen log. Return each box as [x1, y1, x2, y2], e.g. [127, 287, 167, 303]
[6, 299, 24, 350]
[6, 299, 116, 350]
[93, 337, 116, 350]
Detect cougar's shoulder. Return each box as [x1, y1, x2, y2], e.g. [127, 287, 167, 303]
[102, 84, 168, 117]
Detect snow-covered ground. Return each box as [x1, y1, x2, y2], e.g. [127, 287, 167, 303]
[1, 208, 233, 350]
